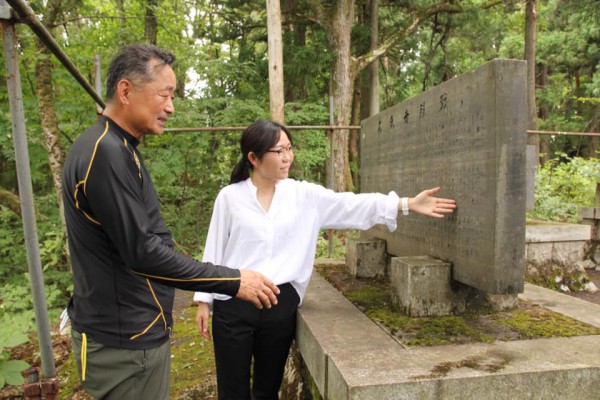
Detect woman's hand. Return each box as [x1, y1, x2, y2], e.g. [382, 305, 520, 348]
[406, 187, 456, 218]
[195, 302, 212, 340]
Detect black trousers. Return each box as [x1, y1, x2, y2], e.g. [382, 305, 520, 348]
[212, 283, 300, 400]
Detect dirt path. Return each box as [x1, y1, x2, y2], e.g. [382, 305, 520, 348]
[173, 288, 195, 315]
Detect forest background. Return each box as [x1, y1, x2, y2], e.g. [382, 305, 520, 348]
[0, 0, 599, 392]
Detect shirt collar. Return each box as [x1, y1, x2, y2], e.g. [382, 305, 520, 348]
[101, 115, 140, 148]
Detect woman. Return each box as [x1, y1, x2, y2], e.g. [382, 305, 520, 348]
[195, 120, 456, 399]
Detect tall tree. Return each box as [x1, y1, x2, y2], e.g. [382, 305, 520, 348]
[145, 0, 159, 44]
[369, 0, 379, 116]
[306, 0, 462, 191]
[33, 0, 69, 248]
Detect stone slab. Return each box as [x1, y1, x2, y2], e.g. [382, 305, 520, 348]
[296, 273, 397, 396]
[327, 337, 600, 400]
[360, 59, 527, 295]
[297, 271, 600, 400]
[525, 222, 591, 242]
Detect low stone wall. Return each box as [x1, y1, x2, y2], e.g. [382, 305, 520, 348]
[525, 221, 598, 292]
[290, 272, 600, 400]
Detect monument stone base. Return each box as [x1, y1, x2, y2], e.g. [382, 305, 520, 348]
[390, 256, 457, 316]
[345, 238, 387, 278]
[295, 271, 600, 400]
[346, 241, 519, 316]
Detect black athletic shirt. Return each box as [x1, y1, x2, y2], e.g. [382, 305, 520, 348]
[62, 116, 241, 349]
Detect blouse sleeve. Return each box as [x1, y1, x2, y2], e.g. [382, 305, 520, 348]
[306, 182, 400, 232]
[193, 190, 231, 304]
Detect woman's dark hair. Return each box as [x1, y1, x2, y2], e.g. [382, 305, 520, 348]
[230, 120, 293, 184]
[106, 44, 175, 101]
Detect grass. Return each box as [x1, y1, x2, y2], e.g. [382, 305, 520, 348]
[50, 306, 217, 400]
[170, 306, 218, 399]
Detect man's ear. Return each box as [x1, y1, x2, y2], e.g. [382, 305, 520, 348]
[116, 80, 133, 105]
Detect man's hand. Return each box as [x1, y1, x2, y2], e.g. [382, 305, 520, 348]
[236, 270, 280, 309]
[195, 302, 212, 340]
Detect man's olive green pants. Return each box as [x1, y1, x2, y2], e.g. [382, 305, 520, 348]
[71, 329, 170, 399]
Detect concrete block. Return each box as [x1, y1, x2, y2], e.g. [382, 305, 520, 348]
[390, 256, 453, 316]
[345, 238, 387, 278]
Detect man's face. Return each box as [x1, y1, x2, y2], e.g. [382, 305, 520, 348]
[127, 61, 176, 139]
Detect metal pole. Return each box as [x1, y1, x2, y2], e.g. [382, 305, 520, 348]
[1, 10, 57, 378]
[5, 0, 105, 109]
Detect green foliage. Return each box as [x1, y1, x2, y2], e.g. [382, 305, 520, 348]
[0, 315, 32, 388]
[0, 194, 70, 338]
[528, 156, 599, 222]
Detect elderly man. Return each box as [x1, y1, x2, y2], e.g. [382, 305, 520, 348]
[62, 43, 279, 399]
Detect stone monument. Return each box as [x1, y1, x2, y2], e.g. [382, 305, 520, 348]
[353, 59, 528, 313]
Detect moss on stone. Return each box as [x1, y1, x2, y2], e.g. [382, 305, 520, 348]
[316, 263, 600, 347]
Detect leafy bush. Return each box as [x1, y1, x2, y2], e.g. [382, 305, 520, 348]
[528, 156, 599, 222]
[0, 315, 31, 388]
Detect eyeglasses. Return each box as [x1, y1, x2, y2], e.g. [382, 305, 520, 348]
[266, 145, 294, 158]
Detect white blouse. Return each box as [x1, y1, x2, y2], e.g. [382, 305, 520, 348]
[193, 178, 400, 305]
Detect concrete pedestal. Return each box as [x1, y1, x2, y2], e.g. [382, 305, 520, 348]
[345, 238, 387, 278]
[390, 256, 455, 317]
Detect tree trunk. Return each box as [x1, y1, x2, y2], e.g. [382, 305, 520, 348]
[328, 0, 356, 192]
[308, 0, 463, 191]
[266, 0, 285, 123]
[283, 0, 307, 102]
[350, 86, 361, 190]
[145, 0, 159, 45]
[525, 0, 539, 161]
[34, 0, 68, 254]
[369, 0, 379, 116]
[539, 63, 551, 163]
[115, 0, 127, 45]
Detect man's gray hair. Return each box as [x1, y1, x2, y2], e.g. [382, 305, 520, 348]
[105, 44, 175, 101]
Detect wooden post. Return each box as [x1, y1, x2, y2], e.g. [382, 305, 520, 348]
[266, 0, 285, 123]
